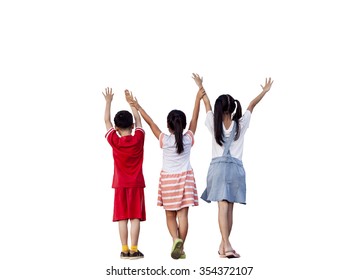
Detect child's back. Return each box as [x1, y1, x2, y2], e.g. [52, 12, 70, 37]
[160, 130, 194, 173]
[106, 126, 145, 188]
[103, 88, 146, 260]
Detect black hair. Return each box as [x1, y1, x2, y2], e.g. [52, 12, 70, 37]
[114, 110, 133, 129]
[213, 94, 242, 146]
[167, 110, 187, 154]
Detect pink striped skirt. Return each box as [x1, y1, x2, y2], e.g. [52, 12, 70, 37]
[157, 169, 199, 211]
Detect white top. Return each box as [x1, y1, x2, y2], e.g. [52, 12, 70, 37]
[205, 110, 251, 160]
[159, 130, 194, 173]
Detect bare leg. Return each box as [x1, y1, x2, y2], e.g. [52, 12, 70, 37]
[228, 202, 234, 237]
[118, 220, 128, 247]
[219, 202, 234, 255]
[165, 210, 179, 240]
[166, 210, 185, 259]
[177, 207, 189, 243]
[218, 201, 232, 252]
[218, 201, 239, 257]
[130, 218, 140, 249]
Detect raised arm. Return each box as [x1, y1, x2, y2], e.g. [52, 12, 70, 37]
[102, 87, 114, 131]
[192, 73, 212, 112]
[125, 89, 142, 128]
[247, 77, 274, 113]
[202, 91, 212, 113]
[129, 97, 162, 139]
[188, 87, 205, 134]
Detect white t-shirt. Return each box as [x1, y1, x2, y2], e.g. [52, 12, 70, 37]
[205, 110, 251, 160]
[159, 130, 194, 173]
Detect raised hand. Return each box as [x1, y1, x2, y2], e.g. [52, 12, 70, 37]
[260, 77, 274, 93]
[128, 96, 141, 110]
[247, 77, 274, 113]
[196, 87, 206, 100]
[192, 73, 203, 88]
[103, 87, 114, 130]
[124, 89, 134, 103]
[102, 87, 114, 102]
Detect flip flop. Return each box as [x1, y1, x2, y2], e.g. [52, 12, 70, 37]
[225, 250, 240, 258]
[171, 238, 183, 259]
[218, 251, 226, 258]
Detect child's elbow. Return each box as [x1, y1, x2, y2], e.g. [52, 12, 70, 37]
[247, 102, 255, 113]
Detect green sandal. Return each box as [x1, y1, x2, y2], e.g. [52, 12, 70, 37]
[179, 251, 186, 259]
[171, 239, 183, 259]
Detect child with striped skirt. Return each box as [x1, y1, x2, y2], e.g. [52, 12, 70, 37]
[127, 77, 205, 259]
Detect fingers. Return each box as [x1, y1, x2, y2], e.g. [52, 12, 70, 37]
[128, 96, 138, 104]
[192, 73, 202, 80]
[124, 89, 135, 105]
[261, 77, 274, 91]
[199, 87, 206, 98]
[103, 87, 113, 97]
[266, 77, 273, 85]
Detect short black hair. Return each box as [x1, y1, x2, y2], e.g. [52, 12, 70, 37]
[114, 110, 133, 129]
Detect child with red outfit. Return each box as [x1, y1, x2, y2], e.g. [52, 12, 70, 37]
[103, 88, 146, 260]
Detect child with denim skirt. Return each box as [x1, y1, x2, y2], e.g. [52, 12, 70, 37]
[192, 74, 274, 258]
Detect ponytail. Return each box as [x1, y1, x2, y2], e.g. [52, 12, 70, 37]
[214, 97, 225, 146]
[167, 110, 187, 154]
[174, 118, 184, 154]
[233, 99, 242, 140]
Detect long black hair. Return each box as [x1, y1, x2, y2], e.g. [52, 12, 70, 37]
[213, 94, 242, 146]
[167, 110, 187, 154]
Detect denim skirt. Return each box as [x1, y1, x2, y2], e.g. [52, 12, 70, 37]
[201, 155, 246, 204]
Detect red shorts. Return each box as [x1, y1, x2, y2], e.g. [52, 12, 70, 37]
[113, 187, 146, 222]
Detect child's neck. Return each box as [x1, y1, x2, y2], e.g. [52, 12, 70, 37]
[118, 129, 132, 136]
[120, 132, 131, 136]
[223, 114, 232, 129]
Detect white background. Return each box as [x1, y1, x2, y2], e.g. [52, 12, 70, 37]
[1, 0, 357, 279]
